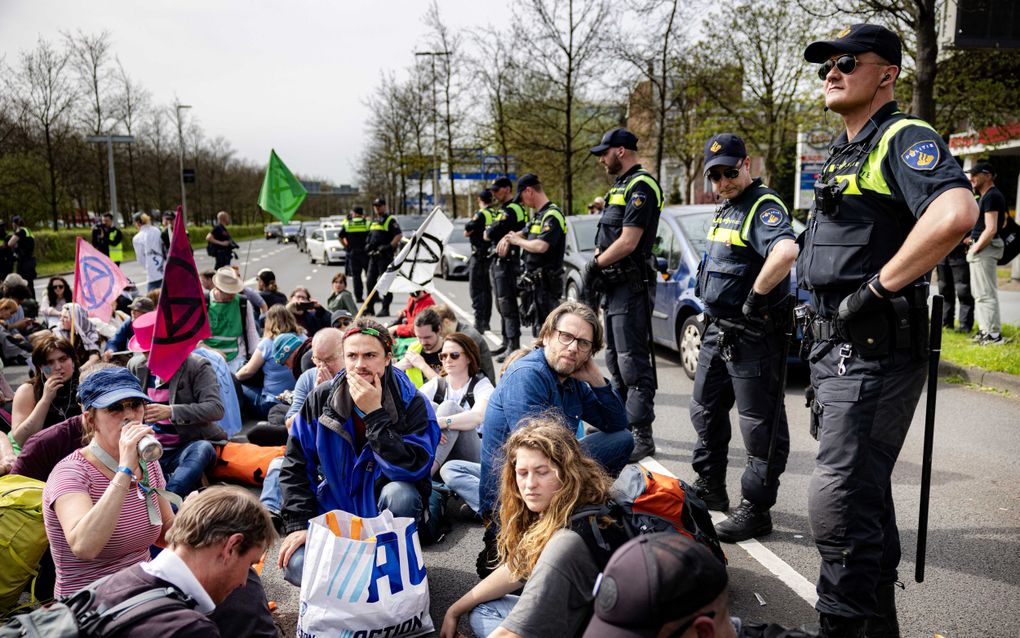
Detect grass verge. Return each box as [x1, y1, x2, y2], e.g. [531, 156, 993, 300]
[940, 323, 1020, 376]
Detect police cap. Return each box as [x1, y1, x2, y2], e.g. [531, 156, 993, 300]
[516, 173, 541, 194]
[703, 133, 747, 174]
[965, 161, 996, 177]
[590, 128, 638, 155]
[478, 189, 494, 204]
[372, 197, 386, 207]
[490, 177, 513, 190]
[804, 24, 902, 68]
[353, 206, 364, 214]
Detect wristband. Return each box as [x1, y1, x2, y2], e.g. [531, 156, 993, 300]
[869, 273, 893, 298]
[115, 466, 135, 480]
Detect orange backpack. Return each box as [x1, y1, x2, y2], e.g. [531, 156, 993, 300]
[210, 442, 285, 486]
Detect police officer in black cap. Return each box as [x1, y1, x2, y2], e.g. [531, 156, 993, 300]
[585, 127, 663, 462]
[485, 177, 529, 358]
[498, 174, 566, 335]
[688, 133, 798, 544]
[340, 206, 370, 302]
[364, 198, 403, 316]
[801, 24, 977, 637]
[465, 190, 497, 332]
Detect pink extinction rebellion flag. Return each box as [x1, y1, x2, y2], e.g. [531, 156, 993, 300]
[148, 210, 211, 380]
[72, 237, 131, 322]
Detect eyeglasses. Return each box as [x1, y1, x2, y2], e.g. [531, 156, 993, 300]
[52, 284, 65, 289]
[334, 319, 353, 328]
[707, 167, 741, 183]
[817, 54, 886, 80]
[438, 352, 462, 361]
[106, 398, 145, 414]
[555, 329, 593, 353]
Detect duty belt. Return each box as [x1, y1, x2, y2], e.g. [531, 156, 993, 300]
[808, 317, 841, 342]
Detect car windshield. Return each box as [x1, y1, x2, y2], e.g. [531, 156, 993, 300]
[571, 218, 599, 252]
[283, 224, 300, 233]
[325, 229, 341, 241]
[394, 215, 426, 234]
[267, 223, 281, 231]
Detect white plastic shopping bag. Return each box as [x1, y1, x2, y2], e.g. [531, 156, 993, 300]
[296, 509, 433, 638]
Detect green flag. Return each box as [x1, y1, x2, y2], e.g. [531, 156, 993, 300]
[258, 149, 307, 222]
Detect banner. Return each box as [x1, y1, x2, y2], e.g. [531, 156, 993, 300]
[375, 207, 453, 295]
[72, 237, 130, 322]
[148, 211, 211, 380]
[258, 149, 307, 223]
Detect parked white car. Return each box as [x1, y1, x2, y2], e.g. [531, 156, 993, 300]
[307, 227, 347, 265]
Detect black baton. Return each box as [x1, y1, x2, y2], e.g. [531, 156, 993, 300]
[764, 296, 794, 487]
[915, 294, 943, 583]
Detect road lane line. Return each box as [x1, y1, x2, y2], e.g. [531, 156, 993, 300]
[429, 288, 502, 347]
[637, 456, 818, 607]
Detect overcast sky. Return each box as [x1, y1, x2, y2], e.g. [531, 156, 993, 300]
[0, 0, 513, 186]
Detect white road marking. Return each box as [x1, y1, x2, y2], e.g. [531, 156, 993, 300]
[638, 455, 819, 608]
[429, 288, 502, 346]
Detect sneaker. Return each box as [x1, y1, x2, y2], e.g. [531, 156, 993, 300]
[972, 330, 988, 342]
[714, 499, 772, 543]
[980, 333, 1009, 346]
[692, 476, 730, 512]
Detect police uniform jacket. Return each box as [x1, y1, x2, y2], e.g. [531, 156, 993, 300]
[797, 101, 971, 318]
[487, 199, 528, 259]
[523, 202, 566, 272]
[596, 164, 663, 261]
[367, 214, 401, 255]
[697, 178, 794, 318]
[340, 214, 370, 253]
[465, 206, 496, 255]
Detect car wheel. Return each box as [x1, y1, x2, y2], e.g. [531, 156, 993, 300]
[309, 251, 316, 264]
[441, 259, 450, 280]
[321, 250, 328, 265]
[679, 315, 704, 381]
[566, 280, 580, 302]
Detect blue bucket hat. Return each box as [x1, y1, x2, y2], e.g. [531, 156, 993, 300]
[77, 367, 152, 410]
[272, 333, 306, 365]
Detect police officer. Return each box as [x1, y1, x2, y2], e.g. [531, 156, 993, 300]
[687, 133, 798, 544]
[801, 25, 977, 637]
[465, 189, 497, 333]
[486, 177, 528, 358]
[586, 128, 663, 462]
[340, 206, 371, 302]
[91, 215, 110, 256]
[105, 213, 124, 265]
[499, 174, 566, 335]
[364, 198, 403, 316]
[9, 215, 36, 298]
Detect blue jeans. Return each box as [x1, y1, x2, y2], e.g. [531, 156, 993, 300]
[241, 384, 279, 420]
[579, 429, 634, 477]
[469, 595, 519, 638]
[259, 457, 285, 514]
[440, 460, 481, 514]
[282, 481, 423, 587]
[159, 440, 216, 499]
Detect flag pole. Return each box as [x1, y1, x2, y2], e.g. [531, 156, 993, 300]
[70, 238, 79, 348]
[355, 289, 378, 321]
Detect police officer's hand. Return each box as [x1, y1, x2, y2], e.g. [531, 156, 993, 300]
[496, 236, 511, 257]
[581, 256, 601, 294]
[742, 290, 769, 323]
[837, 276, 886, 321]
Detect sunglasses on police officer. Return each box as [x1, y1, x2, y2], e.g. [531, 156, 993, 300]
[817, 54, 888, 80]
[707, 167, 741, 183]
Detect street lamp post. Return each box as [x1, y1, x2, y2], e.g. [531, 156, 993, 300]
[85, 135, 134, 223]
[415, 51, 450, 211]
[176, 103, 192, 219]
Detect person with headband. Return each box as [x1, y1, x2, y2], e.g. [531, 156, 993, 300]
[276, 317, 439, 587]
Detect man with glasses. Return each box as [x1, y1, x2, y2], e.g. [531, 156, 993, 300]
[689, 132, 798, 545]
[587, 127, 663, 463]
[801, 25, 976, 637]
[475, 301, 632, 575]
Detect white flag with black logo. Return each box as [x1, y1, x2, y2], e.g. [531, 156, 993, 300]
[375, 207, 454, 295]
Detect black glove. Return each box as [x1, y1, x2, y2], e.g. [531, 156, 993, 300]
[581, 256, 601, 293]
[837, 275, 887, 321]
[742, 289, 768, 322]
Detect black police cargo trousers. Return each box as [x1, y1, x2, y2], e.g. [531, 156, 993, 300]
[807, 340, 925, 620]
[604, 283, 656, 428]
[689, 321, 790, 509]
[490, 257, 520, 342]
[469, 255, 492, 331]
[528, 270, 563, 337]
[365, 254, 393, 315]
[347, 250, 368, 302]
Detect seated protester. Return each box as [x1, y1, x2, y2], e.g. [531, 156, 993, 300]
[388, 289, 435, 338]
[42, 367, 176, 597]
[440, 418, 612, 638]
[0, 297, 32, 364]
[235, 305, 304, 418]
[231, 264, 269, 318]
[0, 426, 14, 476]
[420, 332, 493, 475]
[394, 307, 445, 388]
[104, 296, 155, 359]
[191, 345, 244, 440]
[326, 272, 357, 315]
[203, 267, 259, 373]
[10, 335, 81, 452]
[81, 486, 277, 638]
[200, 269, 216, 292]
[126, 311, 226, 499]
[287, 286, 330, 337]
[39, 276, 72, 328]
[277, 318, 439, 587]
[296, 309, 352, 372]
[256, 268, 288, 309]
[52, 303, 102, 364]
[3, 280, 38, 336]
[434, 303, 496, 382]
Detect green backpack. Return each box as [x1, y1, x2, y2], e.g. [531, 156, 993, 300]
[0, 475, 48, 613]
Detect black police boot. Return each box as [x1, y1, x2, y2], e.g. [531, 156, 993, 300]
[495, 338, 520, 363]
[865, 583, 900, 638]
[491, 342, 508, 356]
[476, 516, 500, 579]
[693, 475, 730, 512]
[628, 423, 656, 462]
[819, 613, 867, 638]
[714, 499, 772, 543]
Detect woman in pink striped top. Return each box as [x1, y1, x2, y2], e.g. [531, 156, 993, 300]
[42, 367, 176, 597]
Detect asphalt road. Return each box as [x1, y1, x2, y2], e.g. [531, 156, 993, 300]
[51, 238, 1020, 637]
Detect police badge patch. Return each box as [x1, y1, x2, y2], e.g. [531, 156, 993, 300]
[630, 192, 646, 208]
[901, 140, 940, 171]
[759, 207, 783, 227]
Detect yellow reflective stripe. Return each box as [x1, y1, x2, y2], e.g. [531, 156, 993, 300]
[542, 207, 567, 232]
[742, 193, 788, 241]
[858, 118, 938, 195]
[608, 193, 627, 206]
[835, 174, 862, 195]
[624, 174, 663, 209]
[508, 203, 527, 223]
[707, 227, 747, 247]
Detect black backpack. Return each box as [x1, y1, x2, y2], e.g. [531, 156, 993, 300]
[997, 215, 1020, 266]
[431, 373, 484, 409]
[0, 580, 195, 638]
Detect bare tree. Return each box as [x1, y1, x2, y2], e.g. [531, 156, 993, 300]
[424, 0, 466, 216]
[65, 29, 115, 214]
[143, 106, 172, 212]
[113, 58, 149, 216]
[468, 27, 518, 176]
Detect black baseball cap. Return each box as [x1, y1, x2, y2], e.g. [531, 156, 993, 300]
[804, 24, 902, 67]
[490, 177, 513, 190]
[516, 173, 541, 194]
[582, 533, 728, 638]
[966, 161, 996, 177]
[478, 189, 494, 204]
[591, 128, 639, 155]
[353, 206, 364, 214]
[331, 309, 354, 327]
[372, 198, 386, 207]
[703, 133, 747, 174]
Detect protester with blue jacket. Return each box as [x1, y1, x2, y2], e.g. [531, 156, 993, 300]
[276, 318, 439, 587]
